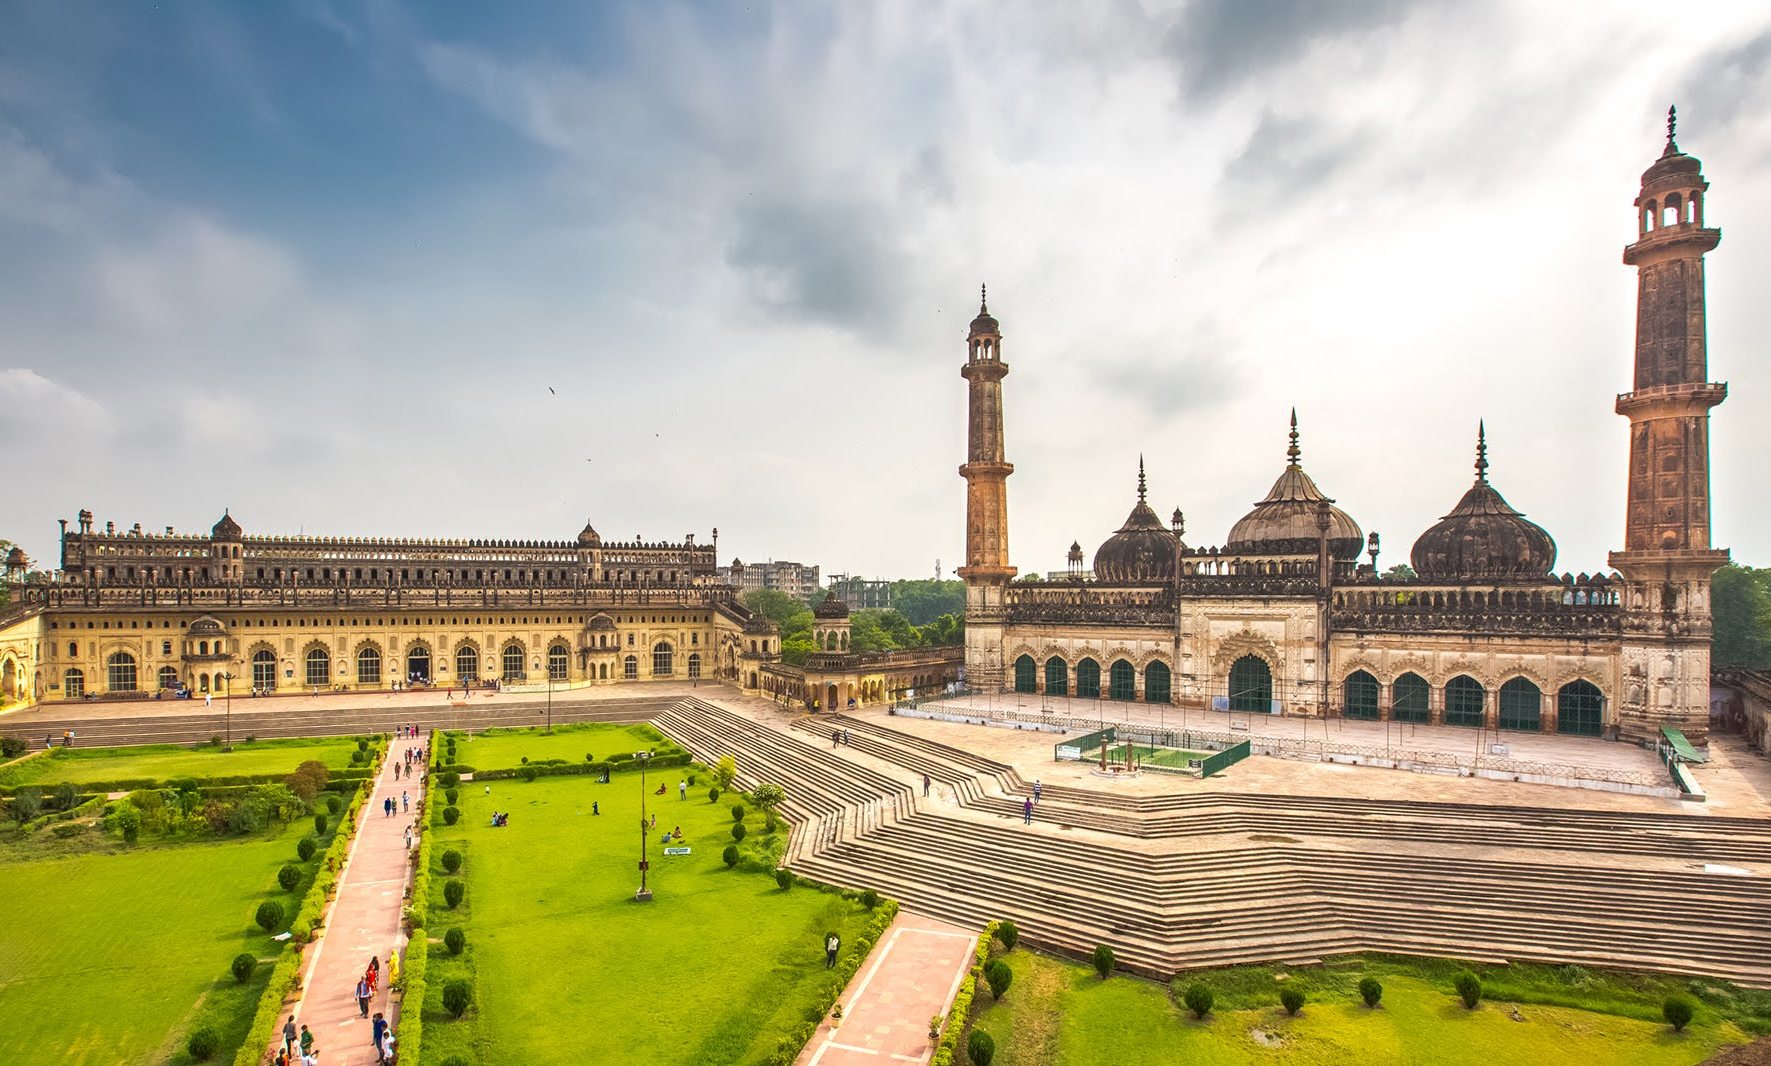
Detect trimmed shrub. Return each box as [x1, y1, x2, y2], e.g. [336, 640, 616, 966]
[722, 845, 740, 867]
[277, 864, 301, 892]
[326, 794, 342, 814]
[732, 803, 747, 822]
[1359, 977, 1383, 1008]
[1453, 971, 1482, 1009]
[186, 1026, 220, 1060]
[443, 978, 473, 1018]
[442, 849, 463, 874]
[1280, 987, 1304, 1016]
[255, 901, 285, 933]
[997, 920, 1019, 951]
[443, 806, 461, 826]
[860, 888, 880, 911]
[984, 959, 1013, 1000]
[708, 787, 720, 803]
[210, 734, 223, 747]
[1183, 982, 1214, 1019]
[296, 837, 317, 862]
[445, 787, 459, 805]
[967, 1029, 996, 1066]
[731, 822, 747, 842]
[231, 952, 257, 983]
[52, 782, 78, 811]
[775, 868, 793, 890]
[440, 771, 460, 787]
[445, 927, 466, 956]
[444, 879, 465, 909]
[358, 737, 370, 752]
[0, 736, 25, 758]
[520, 766, 538, 782]
[9, 789, 41, 823]
[313, 813, 327, 835]
[764, 812, 779, 834]
[1092, 944, 1114, 979]
[1664, 994, 1696, 1032]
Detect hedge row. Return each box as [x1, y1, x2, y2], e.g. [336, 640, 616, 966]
[766, 896, 902, 1066]
[397, 731, 441, 1065]
[231, 748, 383, 1066]
[0, 768, 372, 797]
[930, 919, 999, 1066]
[290, 778, 373, 943]
[19, 795, 105, 832]
[472, 752, 691, 781]
[0, 747, 56, 786]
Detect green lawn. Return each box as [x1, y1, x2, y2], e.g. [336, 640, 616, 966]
[420, 762, 873, 1065]
[0, 824, 316, 1066]
[7, 736, 361, 787]
[972, 950, 1755, 1066]
[447, 722, 668, 772]
[1104, 744, 1211, 769]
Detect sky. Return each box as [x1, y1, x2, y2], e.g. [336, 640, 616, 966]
[2, 1, 1768, 581]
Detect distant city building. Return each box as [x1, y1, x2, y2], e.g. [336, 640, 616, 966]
[721, 559, 822, 603]
[827, 574, 892, 610]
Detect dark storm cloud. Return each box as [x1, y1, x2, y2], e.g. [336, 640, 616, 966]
[1675, 29, 1771, 130]
[1165, 0, 1417, 98]
[726, 198, 908, 336]
[1221, 110, 1373, 213]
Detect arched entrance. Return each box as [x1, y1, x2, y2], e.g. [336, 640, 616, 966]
[1392, 672, 1429, 723]
[1108, 659, 1135, 701]
[1045, 657, 1067, 696]
[1013, 655, 1036, 694]
[1145, 662, 1171, 704]
[1557, 680, 1604, 736]
[407, 645, 432, 683]
[1075, 658, 1100, 699]
[1227, 655, 1271, 713]
[1343, 670, 1379, 720]
[0, 658, 15, 701]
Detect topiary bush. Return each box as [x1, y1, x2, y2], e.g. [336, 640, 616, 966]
[186, 1026, 220, 1060]
[1183, 982, 1214, 1020]
[732, 803, 747, 822]
[442, 849, 463, 874]
[1280, 987, 1304, 1016]
[231, 952, 257, 983]
[1092, 944, 1114, 979]
[297, 837, 317, 862]
[1664, 994, 1696, 1032]
[860, 888, 880, 911]
[967, 1028, 995, 1066]
[445, 787, 459, 805]
[443, 806, 461, 826]
[313, 813, 327, 835]
[326, 794, 343, 814]
[443, 978, 473, 1018]
[358, 737, 370, 752]
[277, 864, 301, 892]
[731, 822, 747, 842]
[520, 766, 538, 782]
[1359, 977, 1383, 1008]
[708, 786, 720, 802]
[984, 959, 1013, 1000]
[255, 900, 285, 933]
[445, 927, 467, 956]
[764, 812, 779, 834]
[1453, 971, 1482, 1009]
[722, 845, 740, 868]
[440, 771, 460, 788]
[997, 920, 1019, 951]
[775, 868, 793, 890]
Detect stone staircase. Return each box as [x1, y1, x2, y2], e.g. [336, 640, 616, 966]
[653, 700, 1771, 988]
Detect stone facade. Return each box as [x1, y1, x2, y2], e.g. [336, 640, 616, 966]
[960, 116, 1731, 747]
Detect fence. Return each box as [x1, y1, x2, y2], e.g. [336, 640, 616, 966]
[1198, 741, 1252, 778]
[1053, 726, 1116, 762]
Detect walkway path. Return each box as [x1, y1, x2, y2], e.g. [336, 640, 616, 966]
[798, 911, 978, 1066]
[256, 735, 425, 1065]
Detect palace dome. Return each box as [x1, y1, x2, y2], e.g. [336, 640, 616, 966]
[1225, 413, 1363, 559]
[578, 522, 601, 546]
[211, 511, 242, 539]
[813, 592, 851, 619]
[1409, 424, 1557, 581]
[1093, 461, 1180, 584]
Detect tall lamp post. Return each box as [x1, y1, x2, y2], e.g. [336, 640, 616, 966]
[634, 750, 654, 902]
[217, 663, 235, 751]
[532, 657, 554, 734]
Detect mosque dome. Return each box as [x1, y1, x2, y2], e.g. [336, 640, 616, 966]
[1409, 424, 1558, 581]
[1225, 412, 1363, 559]
[813, 592, 851, 619]
[578, 522, 602, 546]
[211, 511, 242, 539]
[1092, 461, 1180, 584]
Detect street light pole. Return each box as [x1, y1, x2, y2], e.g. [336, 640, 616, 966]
[220, 664, 235, 752]
[533, 658, 554, 733]
[635, 750, 654, 902]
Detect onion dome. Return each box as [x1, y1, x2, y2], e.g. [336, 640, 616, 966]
[813, 591, 851, 619]
[968, 284, 999, 336]
[4, 546, 26, 570]
[1225, 411, 1363, 559]
[186, 615, 228, 637]
[1410, 422, 1557, 581]
[1092, 458, 1180, 584]
[578, 521, 601, 546]
[211, 511, 242, 539]
[1643, 106, 1702, 185]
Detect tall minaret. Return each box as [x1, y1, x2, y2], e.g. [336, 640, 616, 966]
[958, 285, 1016, 689]
[1610, 107, 1729, 745]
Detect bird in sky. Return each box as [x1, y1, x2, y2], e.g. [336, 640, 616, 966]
[548, 387, 556, 395]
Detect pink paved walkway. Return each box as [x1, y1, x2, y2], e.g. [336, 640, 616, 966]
[255, 736, 425, 1065]
[799, 912, 978, 1066]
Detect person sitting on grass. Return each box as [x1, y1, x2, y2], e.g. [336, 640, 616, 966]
[654, 782, 667, 795]
[671, 826, 683, 840]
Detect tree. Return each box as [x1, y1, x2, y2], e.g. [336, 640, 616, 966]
[1092, 944, 1114, 979]
[1358, 977, 1383, 1007]
[1663, 994, 1696, 1032]
[1382, 563, 1417, 582]
[1182, 982, 1214, 1019]
[1452, 970, 1482, 1009]
[749, 782, 786, 815]
[714, 755, 738, 792]
[916, 613, 964, 647]
[1280, 987, 1304, 1016]
[1712, 564, 1771, 668]
[890, 580, 966, 625]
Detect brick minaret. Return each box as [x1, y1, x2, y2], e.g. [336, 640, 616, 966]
[958, 286, 1016, 688]
[1610, 107, 1729, 745]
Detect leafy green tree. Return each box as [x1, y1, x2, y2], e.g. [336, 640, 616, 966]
[1712, 564, 1771, 669]
[890, 580, 966, 625]
[916, 613, 964, 646]
[748, 782, 786, 815]
[1382, 563, 1417, 582]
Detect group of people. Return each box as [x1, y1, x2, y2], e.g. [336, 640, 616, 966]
[353, 952, 401, 1061]
[276, 1016, 317, 1065]
[830, 728, 852, 747]
[658, 824, 685, 843]
[489, 811, 511, 827]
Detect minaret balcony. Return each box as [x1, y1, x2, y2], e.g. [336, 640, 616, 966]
[1615, 382, 1726, 417]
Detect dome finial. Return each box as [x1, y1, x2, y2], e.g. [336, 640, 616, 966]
[1665, 104, 1678, 155]
[1286, 408, 1301, 466]
[1475, 419, 1490, 483]
[979, 283, 988, 314]
[1137, 455, 1147, 503]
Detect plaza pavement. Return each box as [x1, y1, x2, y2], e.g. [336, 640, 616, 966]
[797, 911, 977, 1066]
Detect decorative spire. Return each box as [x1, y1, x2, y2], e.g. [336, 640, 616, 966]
[1137, 455, 1147, 503]
[1475, 419, 1489, 483]
[1665, 104, 1678, 155]
[1286, 408, 1301, 466]
[979, 283, 988, 315]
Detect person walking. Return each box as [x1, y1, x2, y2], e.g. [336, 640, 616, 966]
[298, 1024, 315, 1059]
[282, 1015, 298, 1057]
[679, 779, 687, 800]
[370, 1012, 386, 1062]
[1033, 780, 1043, 804]
[355, 976, 370, 1017]
[404, 825, 414, 851]
[922, 773, 931, 798]
[401, 790, 409, 813]
[205, 690, 212, 708]
[387, 947, 401, 990]
[1023, 796, 1033, 825]
[825, 931, 841, 969]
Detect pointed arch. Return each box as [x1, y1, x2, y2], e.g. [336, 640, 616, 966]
[1044, 656, 1068, 696]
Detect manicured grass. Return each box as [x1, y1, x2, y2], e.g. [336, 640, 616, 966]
[446, 722, 667, 772]
[7, 736, 362, 787]
[0, 823, 318, 1066]
[1104, 743, 1211, 769]
[419, 767, 871, 1064]
[971, 950, 1755, 1066]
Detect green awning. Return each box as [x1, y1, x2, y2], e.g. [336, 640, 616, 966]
[1661, 726, 1708, 764]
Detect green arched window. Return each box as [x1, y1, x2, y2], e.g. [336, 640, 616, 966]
[1557, 680, 1604, 736]
[1145, 661, 1171, 704]
[1013, 655, 1036, 694]
[1444, 675, 1485, 728]
[1228, 655, 1272, 713]
[1392, 673, 1429, 723]
[1075, 658, 1100, 699]
[1343, 670, 1379, 720]
[1044, 657, 1068, 697]
[1108, 659, 1135, 701]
